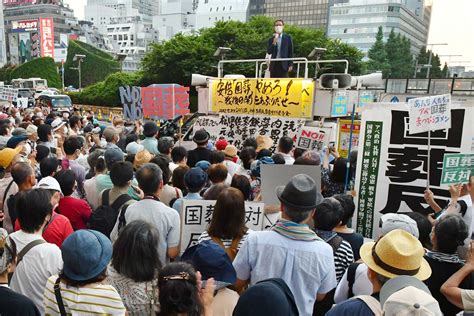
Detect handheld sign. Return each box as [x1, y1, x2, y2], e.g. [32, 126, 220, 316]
[17, 97, 28, 109]
[408, 94, 451, 134]
[180, 200, 264, 254]
[441, 153, 474, 185]
[295, 126, 328, 151]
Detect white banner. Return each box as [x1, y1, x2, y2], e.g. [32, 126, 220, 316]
[180, 200, 265, 254]
[0, 87, 18, 102]
[353, 103, 474, 238]
[408, 94, 451, 134]
[295, 126, 328, 151]
[192, 114, 305, 150]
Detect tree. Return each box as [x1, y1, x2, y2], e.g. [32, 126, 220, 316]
[384, 31, 413, 78]
[140, 16, 364, 86]
[10, 57, 61, 88]
[442, 62, 449, 78]
[415, 46, 443, 78]
[367, 26, 390, 76]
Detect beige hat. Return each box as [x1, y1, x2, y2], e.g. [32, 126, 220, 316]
[256, 135, 273, 152]
[134, 150, 153, 169]
[26, 124, 38, 136]
[360, 229, 431, 280]
[224, 145, 238, 158]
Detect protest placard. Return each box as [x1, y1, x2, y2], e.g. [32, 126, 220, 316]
[0, 86, 18, 102]
[180, 200, 264, 254]
[354, 103, 474, 238]
[192, 114, 305, 150]
[17, 97, 28, 109]
[441, 153, 474, 185]
[331, 91, 348, 117]
[209, 78, 314, 119]
[408, 94, 451, 134]
[263, 212, 280, 230]
[120, 84, 190, 121]
[260, 165, 321, 206]
[295, 126, 328, 151]
[338, 119, 360, 158]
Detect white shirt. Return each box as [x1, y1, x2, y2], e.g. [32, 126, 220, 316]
[9, 230, 63, 315]
[84, 177, 99, 210]
[110, 199, 180, 264]
[334, 263, 372, 303]
[233, 230, 337, 316]
[278, 152, 295, 165]
[224, 160, 241, 176]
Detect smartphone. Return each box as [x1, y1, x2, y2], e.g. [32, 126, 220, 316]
[329, 141, 336, 149]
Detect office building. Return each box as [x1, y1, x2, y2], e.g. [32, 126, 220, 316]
[154, 0, 196, 40]
[248, 0, 333, 29]
[0, 2, 7, 66]
[327, 0, 431, 56]
[86, 0, 158, 20]
[195, 0, 248, 29]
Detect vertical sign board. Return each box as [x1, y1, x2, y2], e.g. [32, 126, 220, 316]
[331, 91, 348, 117]
[180, 200, 264, 254]
[40, 17, 54, 58]
[441, 153, 474, 185]
[338, 119, 361, 159]
[353, 103, 474, 238]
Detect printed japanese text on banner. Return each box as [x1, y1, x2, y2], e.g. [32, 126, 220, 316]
[210, 78, 314, 119]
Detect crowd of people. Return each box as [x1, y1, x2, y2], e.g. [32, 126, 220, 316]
[0, 105, 472, 316]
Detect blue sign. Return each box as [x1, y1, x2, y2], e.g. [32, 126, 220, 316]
[332, 92, 348, 117]
[390, 96, 399, 103]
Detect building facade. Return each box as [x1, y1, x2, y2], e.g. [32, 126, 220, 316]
[153, 0, 196, 41]
[0, 2, 7, 66]
[327, 0, 431, 56]
[195, 0, 248, 29]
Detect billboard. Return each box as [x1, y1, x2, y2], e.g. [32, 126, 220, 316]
[8, 33, 19, 65]
[18, 32, 32, 63]
[40, 18, 54, 58]
[11, 19, 38, 33]
[3, 0, 37, 7]
[30, 31, 40, 58]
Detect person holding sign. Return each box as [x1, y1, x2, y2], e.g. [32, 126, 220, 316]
[233, 174, 336, 316]
[267, 19, 294, 78]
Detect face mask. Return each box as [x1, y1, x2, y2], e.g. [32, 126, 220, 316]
[23, 143, 32, 156]
[52, 138, 58, 148]
[275, 26, 283, 34]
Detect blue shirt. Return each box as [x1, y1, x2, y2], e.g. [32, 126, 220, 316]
[326, 294, 379, 316]
[141, 137, 159, 155]
[172, 192, 202, 215]
[233, 230, 337, 316]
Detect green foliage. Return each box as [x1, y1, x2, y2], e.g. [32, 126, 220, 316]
[64, 40, 120, 88]
[69, 71, 142, 106]
[367, 26, 390, 76]
[0, 64, 17, 84]
[415, 46, 443, 78]
[140, 16, 364, 86]
[10, 57, 61, 88]
[441, 63, 449, 78]
[385, 31, 413, 78]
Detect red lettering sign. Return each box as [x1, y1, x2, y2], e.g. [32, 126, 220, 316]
[40, 17, 54, 58]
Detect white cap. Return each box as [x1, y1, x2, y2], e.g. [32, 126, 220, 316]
[380, 213, 419, 238]
[51, 118, 66, 131]
[383, 286, 442, 315]
[36, 176, 63, 195]
[125, 142, 145, 155]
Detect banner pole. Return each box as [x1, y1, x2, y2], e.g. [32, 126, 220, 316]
[344, 100, 357, 193]
[427, 130, 431, 190]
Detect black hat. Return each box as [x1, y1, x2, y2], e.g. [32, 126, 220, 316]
[193, 128, 210, 144]
[143, 121, 158, 137]
[276, 174, 322, 210]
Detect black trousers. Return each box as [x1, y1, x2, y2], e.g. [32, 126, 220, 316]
[270, 61, 289, 78]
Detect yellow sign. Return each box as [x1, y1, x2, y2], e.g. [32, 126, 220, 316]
[337, 119, 361, 158]
[210, 78, 314, 118]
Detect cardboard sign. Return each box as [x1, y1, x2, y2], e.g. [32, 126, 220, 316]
[192, 114, 305, 150]
[17, 97, 28, 109]
[338, 119, 361, 159]
[40, 17, 54, 58]
[353, 103, 474, 238]
[295, 126, 328, 151]
[408, 94, 451, 134]
[210, 78, 314, 118]
[260, 164, 322, 206]
[441, 153, 474, 185]
[180, 200, 264, 254]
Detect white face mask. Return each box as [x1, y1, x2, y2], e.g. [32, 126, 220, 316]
[23, 143, 32, 156]
[275, 25, 283, 34]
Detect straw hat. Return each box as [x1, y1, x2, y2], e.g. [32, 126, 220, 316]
[256, 135, 273, 152]
[224, 145, 238, 158]
[360, 229, 431, 281]
[134, 150, 153, 169]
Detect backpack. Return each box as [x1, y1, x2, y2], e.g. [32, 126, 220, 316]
[352, 295, 382, 316]
[347, 262, 361, 298]
[1, 180, 15, 228]
[211, 236, 242, 261]
[326, 234, 344, 254]
[88, 189, 132, 238]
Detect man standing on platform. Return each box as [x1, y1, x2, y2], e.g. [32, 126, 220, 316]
[267, 19, 294, 78]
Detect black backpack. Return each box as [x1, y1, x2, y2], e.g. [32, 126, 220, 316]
[88, 189, 132, 238]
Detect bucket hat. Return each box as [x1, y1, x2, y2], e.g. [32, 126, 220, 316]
[256, 135, 273, 152]
[61, 230, 112, 281]
[0, 147, 22, 168]
[193, 128, 210, 144]
[276, 174, 322, 210]
[360, 229, 431, 280]
[185, 167, 208, 189]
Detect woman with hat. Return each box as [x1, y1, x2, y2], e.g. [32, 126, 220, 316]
[43, 229, 126, 315]
[182, 240, 239, 316]
[198, 188, 252, 259]
[0, 146, 22, 233]
[0, 228, 40, 315]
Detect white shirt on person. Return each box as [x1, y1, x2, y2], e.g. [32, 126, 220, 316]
[9, 230, 63, 315]
[278, 152, 295, 165]
[233, 230, 337, 316]
[110, 198, 180, 264]
[334, 263, 372, 304]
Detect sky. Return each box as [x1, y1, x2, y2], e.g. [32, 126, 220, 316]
[64, 0, 473, 69]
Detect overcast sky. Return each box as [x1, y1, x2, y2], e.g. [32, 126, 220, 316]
[64, 0, 473, 69]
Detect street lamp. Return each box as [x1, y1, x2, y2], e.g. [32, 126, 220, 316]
[308, 47, 327, 79]
[73, 54, 86, 91]
[426, 43, 448, 79]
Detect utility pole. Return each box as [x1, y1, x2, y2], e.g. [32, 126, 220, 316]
[73, 54, 86, 91]
[426, 43, 447, 79]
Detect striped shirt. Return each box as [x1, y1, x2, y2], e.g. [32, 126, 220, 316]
[334, 240, 354, 282]
[43, 275, 126, 316]
[198, 230, 253, 250]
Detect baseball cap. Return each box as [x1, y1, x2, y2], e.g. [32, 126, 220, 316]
[126, 141, 145, 155]
[184, 167, 208, 190]
[381, 276, 442, 315]
[195, 160, 211, 172]
[6, 135, 27, 149]
[36, 176, 63, 195]
[61, 230, 112, 281]
[104, 147, 124, 167]
[380, 213, 419, 238]
[0, 147, 22, 168]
